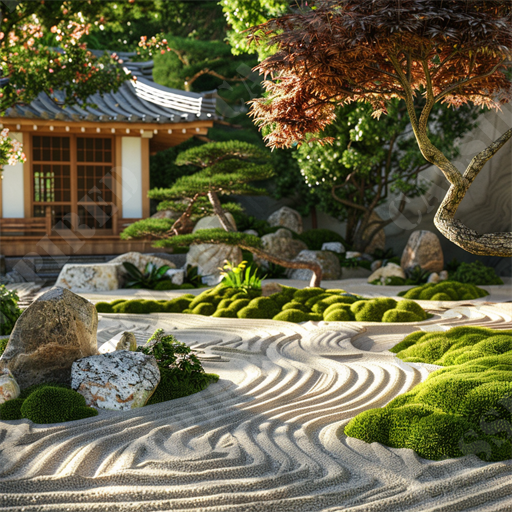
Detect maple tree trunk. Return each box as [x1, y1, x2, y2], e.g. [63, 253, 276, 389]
[240, 243, 323, 287]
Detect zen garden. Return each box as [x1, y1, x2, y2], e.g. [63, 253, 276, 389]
[1, 0, 512, 510]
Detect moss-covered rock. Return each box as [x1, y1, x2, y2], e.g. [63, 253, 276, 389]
[345, 326, 512, 461]
[212, 308, 238, 318]
[399, 281, 488, 301]
[395, 300, 427, 320]
[227, 298, 251, 313]
[323, 303, 354, 320]
[324, 309, 352, 322]
[95, 302, 114, 313]
[352, 298, 397, 322]
[382, 309, 423, 323]
[112, 300, 149, 314]
[273, 309, 310, 323]
[192, 303, 217, 316]
[20, 386, 98, 424]
[293, 288, 325, 303]
[282, 301, 310, 313]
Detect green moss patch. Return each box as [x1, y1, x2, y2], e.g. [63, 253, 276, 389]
[345, 327, 512, 461]
[95, 285, 429, 324]
[398, 281, 488, 301]
[0, 384, 98, 424]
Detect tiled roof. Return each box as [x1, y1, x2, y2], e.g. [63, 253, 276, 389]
[4, 55, 217, 124]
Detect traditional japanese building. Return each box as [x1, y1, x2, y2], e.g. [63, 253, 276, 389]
[0, 59, 216, 256]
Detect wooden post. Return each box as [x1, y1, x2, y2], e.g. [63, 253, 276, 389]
[45, 205, 52, 236]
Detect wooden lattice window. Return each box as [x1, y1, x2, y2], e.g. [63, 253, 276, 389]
[32, 135, 115, 231]
[77, 137, 114, 230]
[32, 136, 72, 228]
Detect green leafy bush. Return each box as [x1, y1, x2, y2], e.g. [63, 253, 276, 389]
[450, 260, 503, 285]
[137, 329, 218, 405]
[0, 285, 22, 336]
[345, 327, 512, 461]
[15, 386, 98, 424]
[122, 261, 171, 290]
[219, 260, 263, 292]
[0, 398, 24, 420]
[399, 281, 489, 301]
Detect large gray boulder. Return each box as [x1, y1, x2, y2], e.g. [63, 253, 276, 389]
[401, 230, 444, 274]
[186, 243, 243, 285]
[71, 351, 160, 411]
[255, 228, 307, 268]
[0, 287, 98, 390]
[268, 207, 303, 234]
[287, 250, 341, 281]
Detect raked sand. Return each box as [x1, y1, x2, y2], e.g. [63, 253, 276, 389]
[1, 283, 512, 511]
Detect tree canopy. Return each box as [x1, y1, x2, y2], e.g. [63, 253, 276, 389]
[249, 0, 512, 256]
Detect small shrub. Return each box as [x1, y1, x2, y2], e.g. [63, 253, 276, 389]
[382, 309, 422, 323]
[122, 261, 171, 290]
[219, 260, 263, 292]
[450, 260, 503, 285]
[0, 285, 22, 336]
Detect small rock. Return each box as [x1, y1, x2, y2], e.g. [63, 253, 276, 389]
[368, 263, 406, 284]
[439, 270, 449, 281]
[346, 251, 362, 259]
[321, 242, 345, 254]
[401, 230, 444, 274]
[267, 206, 303, 234]
[0, 287, 98, 390]
[287, 250, 341, 281]
[193, 213, 237, 232]
[261, 282, 283, 297]
[71, 351, 160, 411]
[56, 263, 121, 293]
[243, 229, 259, 236]
[165, 268, 185, 285]
[110, 252, 176, 272]
[371, 260, 383, 272]
[0, 368, 20, 405]
[116, 332, 138, 352]
[427, 272, 440, 284]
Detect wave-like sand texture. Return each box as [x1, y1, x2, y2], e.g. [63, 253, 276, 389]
[1, 307, 512, 511]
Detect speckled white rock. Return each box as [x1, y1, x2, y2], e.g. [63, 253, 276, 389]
[439, 270, 449, 281]
[267, 207, 303, 234]
[368, 262, 406, 284]
[321, 242, 345, 254]
[71, 351, 160, 411]
[0, 368, 20, 405]
[56, 263, 121, 292]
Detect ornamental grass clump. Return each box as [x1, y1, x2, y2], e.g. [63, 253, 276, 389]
[345, 326, 512, 461]
[398, 281, 488, 301]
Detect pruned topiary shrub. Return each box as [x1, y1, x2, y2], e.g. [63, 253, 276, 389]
[94, 285, 429, 324]
[398, 281, 488, 301]
[345, 326, 512, 461]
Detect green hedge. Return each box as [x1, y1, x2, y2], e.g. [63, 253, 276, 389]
[398, 281, 488, 301]
[95, 285, 430, 324]
[345, 326, 512, 461]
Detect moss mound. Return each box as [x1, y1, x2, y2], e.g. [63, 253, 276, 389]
[0, 398, 25, 420]
[345, 327, 512, 461]
[95, 302, 114, 313]
[20, 386, 98, 424]
[94, 287, 428, 325]
[399, 281, 488, 301]
[450, 260, 503, 285]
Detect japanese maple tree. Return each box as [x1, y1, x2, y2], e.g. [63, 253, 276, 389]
[249, 0, 512, 256]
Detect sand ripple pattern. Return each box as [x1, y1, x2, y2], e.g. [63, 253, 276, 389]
[1, 306, 512, 511]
